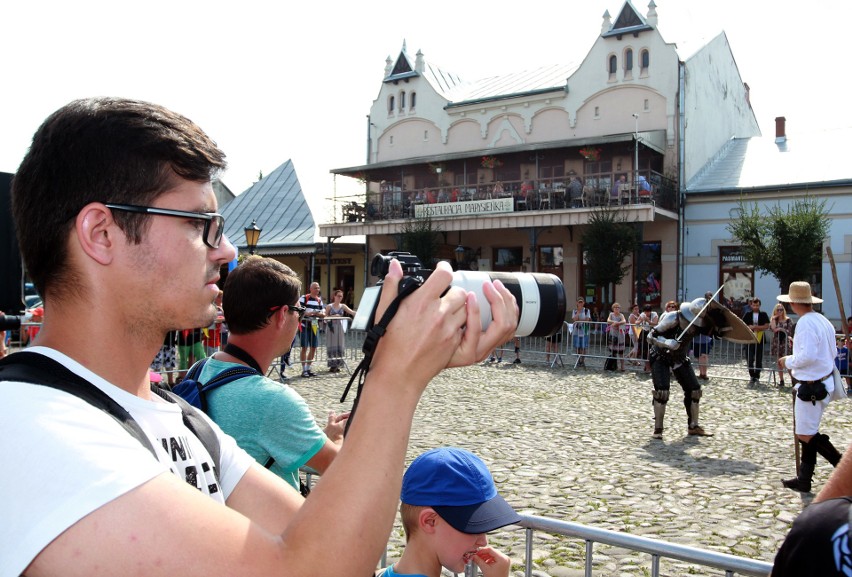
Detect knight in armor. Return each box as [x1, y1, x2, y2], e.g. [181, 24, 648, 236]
[647, 297, 715, 439]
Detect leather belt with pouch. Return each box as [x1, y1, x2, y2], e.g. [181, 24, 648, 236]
[797, 372, 832, 405]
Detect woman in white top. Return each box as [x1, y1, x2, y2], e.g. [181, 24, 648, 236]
[607, 303, 628, 371]
[324, 289, 357, 373]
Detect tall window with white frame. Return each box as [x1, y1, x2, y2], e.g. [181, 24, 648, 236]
[640, 49, 650, 75]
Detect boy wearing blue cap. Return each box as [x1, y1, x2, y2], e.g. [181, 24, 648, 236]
[381, 447, 520, 577]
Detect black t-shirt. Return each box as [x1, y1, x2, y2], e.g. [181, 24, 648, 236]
[772, 497, 852, 576]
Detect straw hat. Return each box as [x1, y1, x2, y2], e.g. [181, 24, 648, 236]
[777, 281, 823, 304]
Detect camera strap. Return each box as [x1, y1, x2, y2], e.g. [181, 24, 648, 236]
[340, 279, 421, 436]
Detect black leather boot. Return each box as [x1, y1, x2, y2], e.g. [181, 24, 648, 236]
[782, 462, 814, 493]
[813, 433, 842, 467]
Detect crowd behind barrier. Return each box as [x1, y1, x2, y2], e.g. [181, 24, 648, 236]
[8, 319, 851, 387]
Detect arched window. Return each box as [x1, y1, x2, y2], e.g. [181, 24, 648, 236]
[641, 49, 650, 71]
[410, 92, 417, 109]
[388, 95, 395, 113]
[625, 49, 633, 73]
[608, 55, 617, 75]
[399, 91, 406, 111]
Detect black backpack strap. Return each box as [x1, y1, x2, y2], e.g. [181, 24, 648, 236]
[196, 365, 259, 412]
[0, 351, 157, 459]
[0, 351, 223, 486]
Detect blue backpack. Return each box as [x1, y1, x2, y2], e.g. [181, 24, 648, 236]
[171, 357, 259, 412]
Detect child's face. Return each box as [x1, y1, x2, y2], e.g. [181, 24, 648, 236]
[434, 517, 488, 574]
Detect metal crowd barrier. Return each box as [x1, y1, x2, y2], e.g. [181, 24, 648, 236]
[507, 514, 773, 577]
[8, 320, 851, 387]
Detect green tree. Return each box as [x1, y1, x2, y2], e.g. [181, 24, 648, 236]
[581, 209, 640, 304]
[398, 217, 441, 268]
[727, 197, 830, 292]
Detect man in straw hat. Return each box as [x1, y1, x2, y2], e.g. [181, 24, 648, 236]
[777, 281, 843, 492]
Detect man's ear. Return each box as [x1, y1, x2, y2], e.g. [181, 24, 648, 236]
[75, 203, 119, 265]
[275, 306, 290, 330]
[419, 508, 439, 534]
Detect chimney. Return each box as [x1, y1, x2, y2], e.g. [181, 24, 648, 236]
[775, 116, 787, 143]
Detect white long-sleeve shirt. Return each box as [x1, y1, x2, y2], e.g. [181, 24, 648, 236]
[786, 311, 837, 383]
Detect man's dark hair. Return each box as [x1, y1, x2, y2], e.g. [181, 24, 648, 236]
[223, 257, 301, 335]
[11, 97, 227, 302]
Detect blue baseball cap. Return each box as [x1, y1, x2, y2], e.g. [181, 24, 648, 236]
[401, 447, 521, 534]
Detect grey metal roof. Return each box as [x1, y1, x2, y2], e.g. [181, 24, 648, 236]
[686, 127, 852, 193]
[442, 63, 577, 105]
[219, 160, 317, 253]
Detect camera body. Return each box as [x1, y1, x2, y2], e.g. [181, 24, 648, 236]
[351, 251, 566, 337]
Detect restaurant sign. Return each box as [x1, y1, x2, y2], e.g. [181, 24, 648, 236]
[414, 198, 515, 219]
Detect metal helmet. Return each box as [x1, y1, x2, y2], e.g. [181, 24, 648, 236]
[679, 298, 707, 327]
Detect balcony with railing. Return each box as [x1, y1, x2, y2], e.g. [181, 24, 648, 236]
[329, 170, 677, 226]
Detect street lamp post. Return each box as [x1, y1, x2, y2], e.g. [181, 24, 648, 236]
[632, 113, 640, 198]
[244, 219, 262, 255]
[455, 245, 466, 270]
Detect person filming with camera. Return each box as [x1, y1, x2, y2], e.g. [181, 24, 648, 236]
[0, 97, 519, 577]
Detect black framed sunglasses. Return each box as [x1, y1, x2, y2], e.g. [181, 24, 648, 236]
[105, 203, 225, 249]
[269, 303, 307, 321]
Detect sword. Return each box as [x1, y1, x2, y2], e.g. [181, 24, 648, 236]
[793, 389, 800, 476]
[675, 286, 725, 343]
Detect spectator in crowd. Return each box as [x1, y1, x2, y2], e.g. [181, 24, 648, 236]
[836, 334, 851, 393]
[770, 303, 794, 386]
[611, 174, 627, 204]
[544, 328, 562, 365]
[380, 447, 520, 577]
[177, 327, 206, 380]
[150, 330, 178, 387]
[489, 337, 521, 364]
[325, 288, 357, 373]
[607, 303, 627, 371]
[689, 291, 715, 381]
[742, 298, 770, 385]
[571, 298, 592, 368]
[0, 96, 518, 576]
[200, 256, 348, 490]
[638, 304, 659, 373]
[627, 304, 643, 367]
[568, 175, 584, 208]
[203, 289, 225, 356]
[299, 281, 325, 377]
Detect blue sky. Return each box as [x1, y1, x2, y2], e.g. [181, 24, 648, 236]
[2, 0, 847, 217]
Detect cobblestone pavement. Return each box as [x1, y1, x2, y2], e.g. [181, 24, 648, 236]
[288, 359, 852, 576]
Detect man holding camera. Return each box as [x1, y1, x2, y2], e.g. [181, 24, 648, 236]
[0, 97, 518, 577]
[777, 282, 842, 493]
